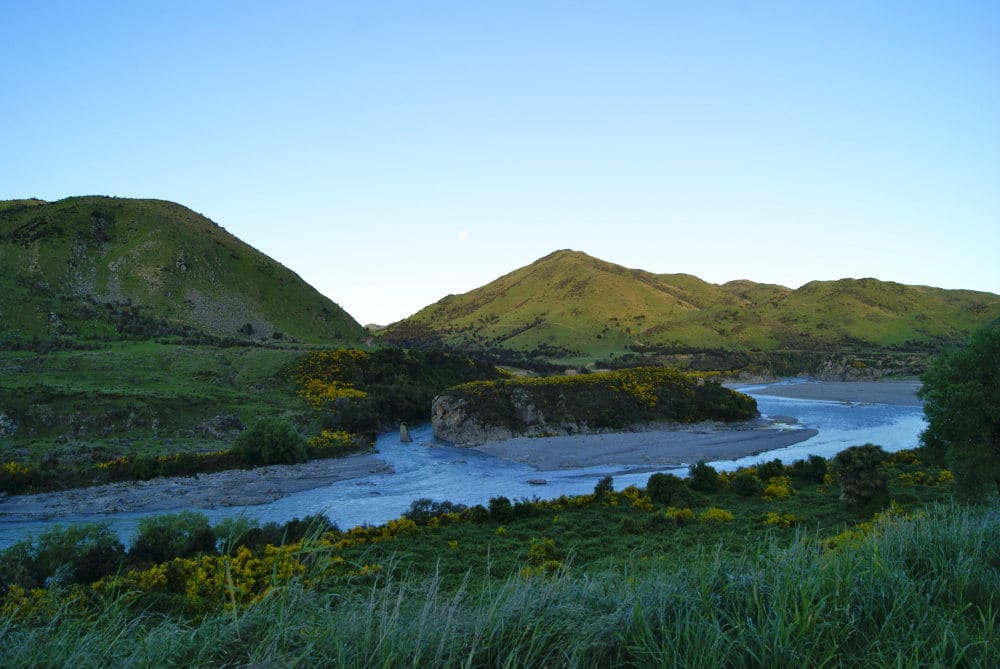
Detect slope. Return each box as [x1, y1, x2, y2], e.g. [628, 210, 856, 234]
[0, 196, 364, 345]
[381, 249, 1000, 372]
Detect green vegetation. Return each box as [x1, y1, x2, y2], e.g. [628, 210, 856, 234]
[1, 452, 994, 667]
[0, 196, 364, 344]
[382, 249, 1000, 373]
[919, 320, 1000, 500]
[0, 346, 501, 494]
[232, 418, 306, 465]
[831, 444, 891, 510]
[297, 347, 504, 440]
[437, 367, 756, 436]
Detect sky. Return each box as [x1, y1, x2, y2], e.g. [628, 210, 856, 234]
[2, 1, 998, 325]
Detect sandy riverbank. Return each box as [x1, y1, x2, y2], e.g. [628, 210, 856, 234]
[473, 421, 818, 470]
[738, 379, 923, 406]
[0, 454, 392, 519]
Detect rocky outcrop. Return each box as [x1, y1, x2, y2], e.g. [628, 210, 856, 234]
[432, 395, 521, 445]
[432, 368, 758, 446]
[814, 356, 926, 382]
[432, 388, 610, 445]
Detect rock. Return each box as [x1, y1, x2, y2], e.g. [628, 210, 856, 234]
[194, 414, 246, 438]
[0, 413, 18, 438]
[399, 423, 412, 443]
[527, 478, 547, 485]
[431, 395, 518, 445]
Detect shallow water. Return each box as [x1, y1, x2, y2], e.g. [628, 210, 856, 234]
[0, 384, 926, 548]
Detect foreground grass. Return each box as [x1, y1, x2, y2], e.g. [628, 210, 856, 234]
[0, 472, 1000, 667]
[1, 502, 995, 668]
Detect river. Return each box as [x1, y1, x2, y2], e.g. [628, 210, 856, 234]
[0, 381, 926, 548]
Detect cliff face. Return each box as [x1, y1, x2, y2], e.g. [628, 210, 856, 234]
[431, 368, 758, 446]
[431, 391, 596, 445]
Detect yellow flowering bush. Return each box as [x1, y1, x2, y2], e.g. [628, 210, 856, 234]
[307, 429, 357, 455]
[698, 507, 735, 523]
[762, 475, 795, 501]
[618, 485, 655, 511]
[665, 507, 695, 525]
[763, 512, 800, 527]
[296, 349, 370, 409]
[521, 537, 562, 578]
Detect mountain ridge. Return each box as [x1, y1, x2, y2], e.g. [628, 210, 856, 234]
[382, 249, 1000, 373]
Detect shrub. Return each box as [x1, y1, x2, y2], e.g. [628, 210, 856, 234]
[789, 455, 829, 483]
[594, 475, 615, 500]
[665, 507, 695, 525]
[762, 512, 799, 527]
[688, 461, 721, 492]
[233, 418, 307, 466]
[488, 496, 514, 522]
[1, 522, 126, 588]
[405, 498, 469, 525]
[762, 475, 795, 501]
[646, 472, 684, 505]
[698, 507, 734, 523]
[732, 470, 763, 497]
[831, 444, 890, 509]
[130, 511, 217, 564]
[755, 459, 785, 481]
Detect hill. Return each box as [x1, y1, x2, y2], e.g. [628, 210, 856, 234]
[381, 249, 1000, 374]
[0, 196, 364, 345]
[1, 197, 374, 489]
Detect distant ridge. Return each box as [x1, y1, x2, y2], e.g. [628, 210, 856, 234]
[0, 196, 365, 345]
[382, 249, 1000, 374]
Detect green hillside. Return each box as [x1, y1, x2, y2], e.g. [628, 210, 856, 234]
[0, 196, 364, 345]
[382, 249, 1000, 373]
[0, 197, 374, 487]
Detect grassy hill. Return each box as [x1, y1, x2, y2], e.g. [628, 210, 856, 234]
[0, 197, 382, 487]
[0, 196, 364, 345]
[382, 249, 1000, 373]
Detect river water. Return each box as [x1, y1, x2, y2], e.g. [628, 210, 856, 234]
[0, 383, 926, 548]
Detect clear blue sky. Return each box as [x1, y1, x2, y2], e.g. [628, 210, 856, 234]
[3, 1, 998, 325]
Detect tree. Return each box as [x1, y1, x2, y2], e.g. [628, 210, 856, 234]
[831, 444, 889, 510]
[919, 321, 1000, 501]
[130, 511, 216, 564]
[233, 418, 307, 466]
[688, 461, 721, 492]
[646, 472, 684, 505]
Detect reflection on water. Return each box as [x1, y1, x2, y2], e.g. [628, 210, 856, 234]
[0, 386, 926, 548]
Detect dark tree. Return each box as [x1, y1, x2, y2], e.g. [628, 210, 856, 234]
[688, 461, 721, 492]
[233, 418, 307, 466]
[918, 322, 1000, 501]
[831, 444, 889, 510]
[646, 472, 684, 505]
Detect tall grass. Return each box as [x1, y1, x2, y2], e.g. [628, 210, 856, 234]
[2, 503, 996, 668]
